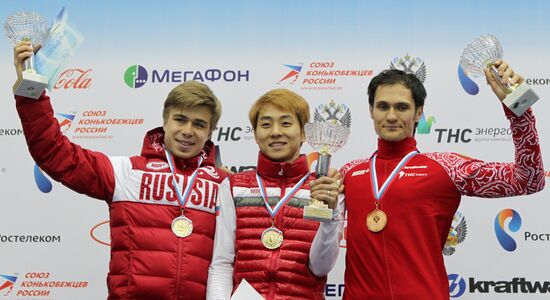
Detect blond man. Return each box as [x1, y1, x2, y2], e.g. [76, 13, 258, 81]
[13, 41, 228, 299]
[207, 89, 343, 300]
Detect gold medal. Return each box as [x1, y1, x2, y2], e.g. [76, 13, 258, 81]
[261, 227, 283, 249]
[171, 216, 193, 238]
[366, 209, 388, 233]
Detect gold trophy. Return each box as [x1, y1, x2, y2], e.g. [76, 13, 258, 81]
[304, 120, 350, 222]
[460, 34, 539, 116]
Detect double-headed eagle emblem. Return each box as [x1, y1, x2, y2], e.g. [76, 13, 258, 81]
[390, 54, 427, 83]
[313, 100, 352, 128]
[443, 214, 468, 256]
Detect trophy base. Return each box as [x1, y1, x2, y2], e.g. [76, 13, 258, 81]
[303, 205, 333, 222]
[13, 71, 48, 99]
[503, 83, 539, 116]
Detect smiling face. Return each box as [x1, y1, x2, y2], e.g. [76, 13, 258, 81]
[163, 105, 212, 159]
[370, 83, 423, 142]
[254, 103, 305, 163]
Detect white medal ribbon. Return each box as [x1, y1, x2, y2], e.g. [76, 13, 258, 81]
[255, 172, 310, 219]
[164, 147, 204, 211]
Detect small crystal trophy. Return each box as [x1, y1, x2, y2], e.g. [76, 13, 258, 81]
[460, 34, 539, 116]
[304, 121, 350, 222]
[4, 12, 49, 99]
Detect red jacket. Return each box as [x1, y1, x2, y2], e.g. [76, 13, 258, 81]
[16, 93, 227, 300]
[231, 153, 326, 300]
[339, 108, 544, 300]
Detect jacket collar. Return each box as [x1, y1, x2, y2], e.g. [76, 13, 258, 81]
[376, 137, 418, 159]
[256, 152, 309, 180]
[140, 127, 216, 169]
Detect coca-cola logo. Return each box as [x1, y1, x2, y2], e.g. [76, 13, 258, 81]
[54, 68, 92, 89]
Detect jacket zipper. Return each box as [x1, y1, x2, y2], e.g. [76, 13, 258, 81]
[267, 167, 286, 299]
[381, 217, 395, 299]
[174, 216, 183, 299]
[380, 161, 395, 300]
[174, 168, 188, 299]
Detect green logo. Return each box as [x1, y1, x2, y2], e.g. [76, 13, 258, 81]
[124, 65, 147, 88]
[417, 113, 435, 134]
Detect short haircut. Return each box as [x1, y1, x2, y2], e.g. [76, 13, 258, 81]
[248, 88, 310, 130]
[163, 81, 222, 131]
[367, 69, 427, 109]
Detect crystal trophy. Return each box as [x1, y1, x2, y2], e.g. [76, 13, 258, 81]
[304, 121, 350, 221]
[4, 12, 49, 99]
[460, 34, 539, 116]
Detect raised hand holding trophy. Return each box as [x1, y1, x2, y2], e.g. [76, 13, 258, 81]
[460, 34, 539, 116]
[5, 8, 84, 99]
[4, 12, 49, 99]
[304, 120, 350, 222]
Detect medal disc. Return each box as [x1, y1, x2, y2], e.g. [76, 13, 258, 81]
[366, 209, 388, 233]
[171, 216, 193, 238]
[261, 227, 284, 249]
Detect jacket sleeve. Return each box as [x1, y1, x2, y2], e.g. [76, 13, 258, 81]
[15, 93, 115, 201]
[424, 107, 545, 197]
[207, 177, 236, 300]
[308, 193, 345, 276]
[339, 158, 369, 179]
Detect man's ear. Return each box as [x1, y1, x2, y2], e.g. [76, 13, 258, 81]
[415, 106, 424, 123]
[369, 105, 374, 120]
[253, 128, 259, 146]
[207, 129, 213, 140]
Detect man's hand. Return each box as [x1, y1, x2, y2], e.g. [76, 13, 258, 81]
[218, 165, 234, 175]
[13, 40, 38, 77]
[13, 40, 41, 91]
[308, 168, 343, 210]
[484, 60, 524, 101]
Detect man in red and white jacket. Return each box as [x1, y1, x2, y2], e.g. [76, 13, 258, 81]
[13, 41, 228, 299]
[207, 89, 344, 300]
[339, 63, 544, 299]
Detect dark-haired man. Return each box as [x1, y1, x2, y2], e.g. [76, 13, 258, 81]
[339, 62, 544, 299]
